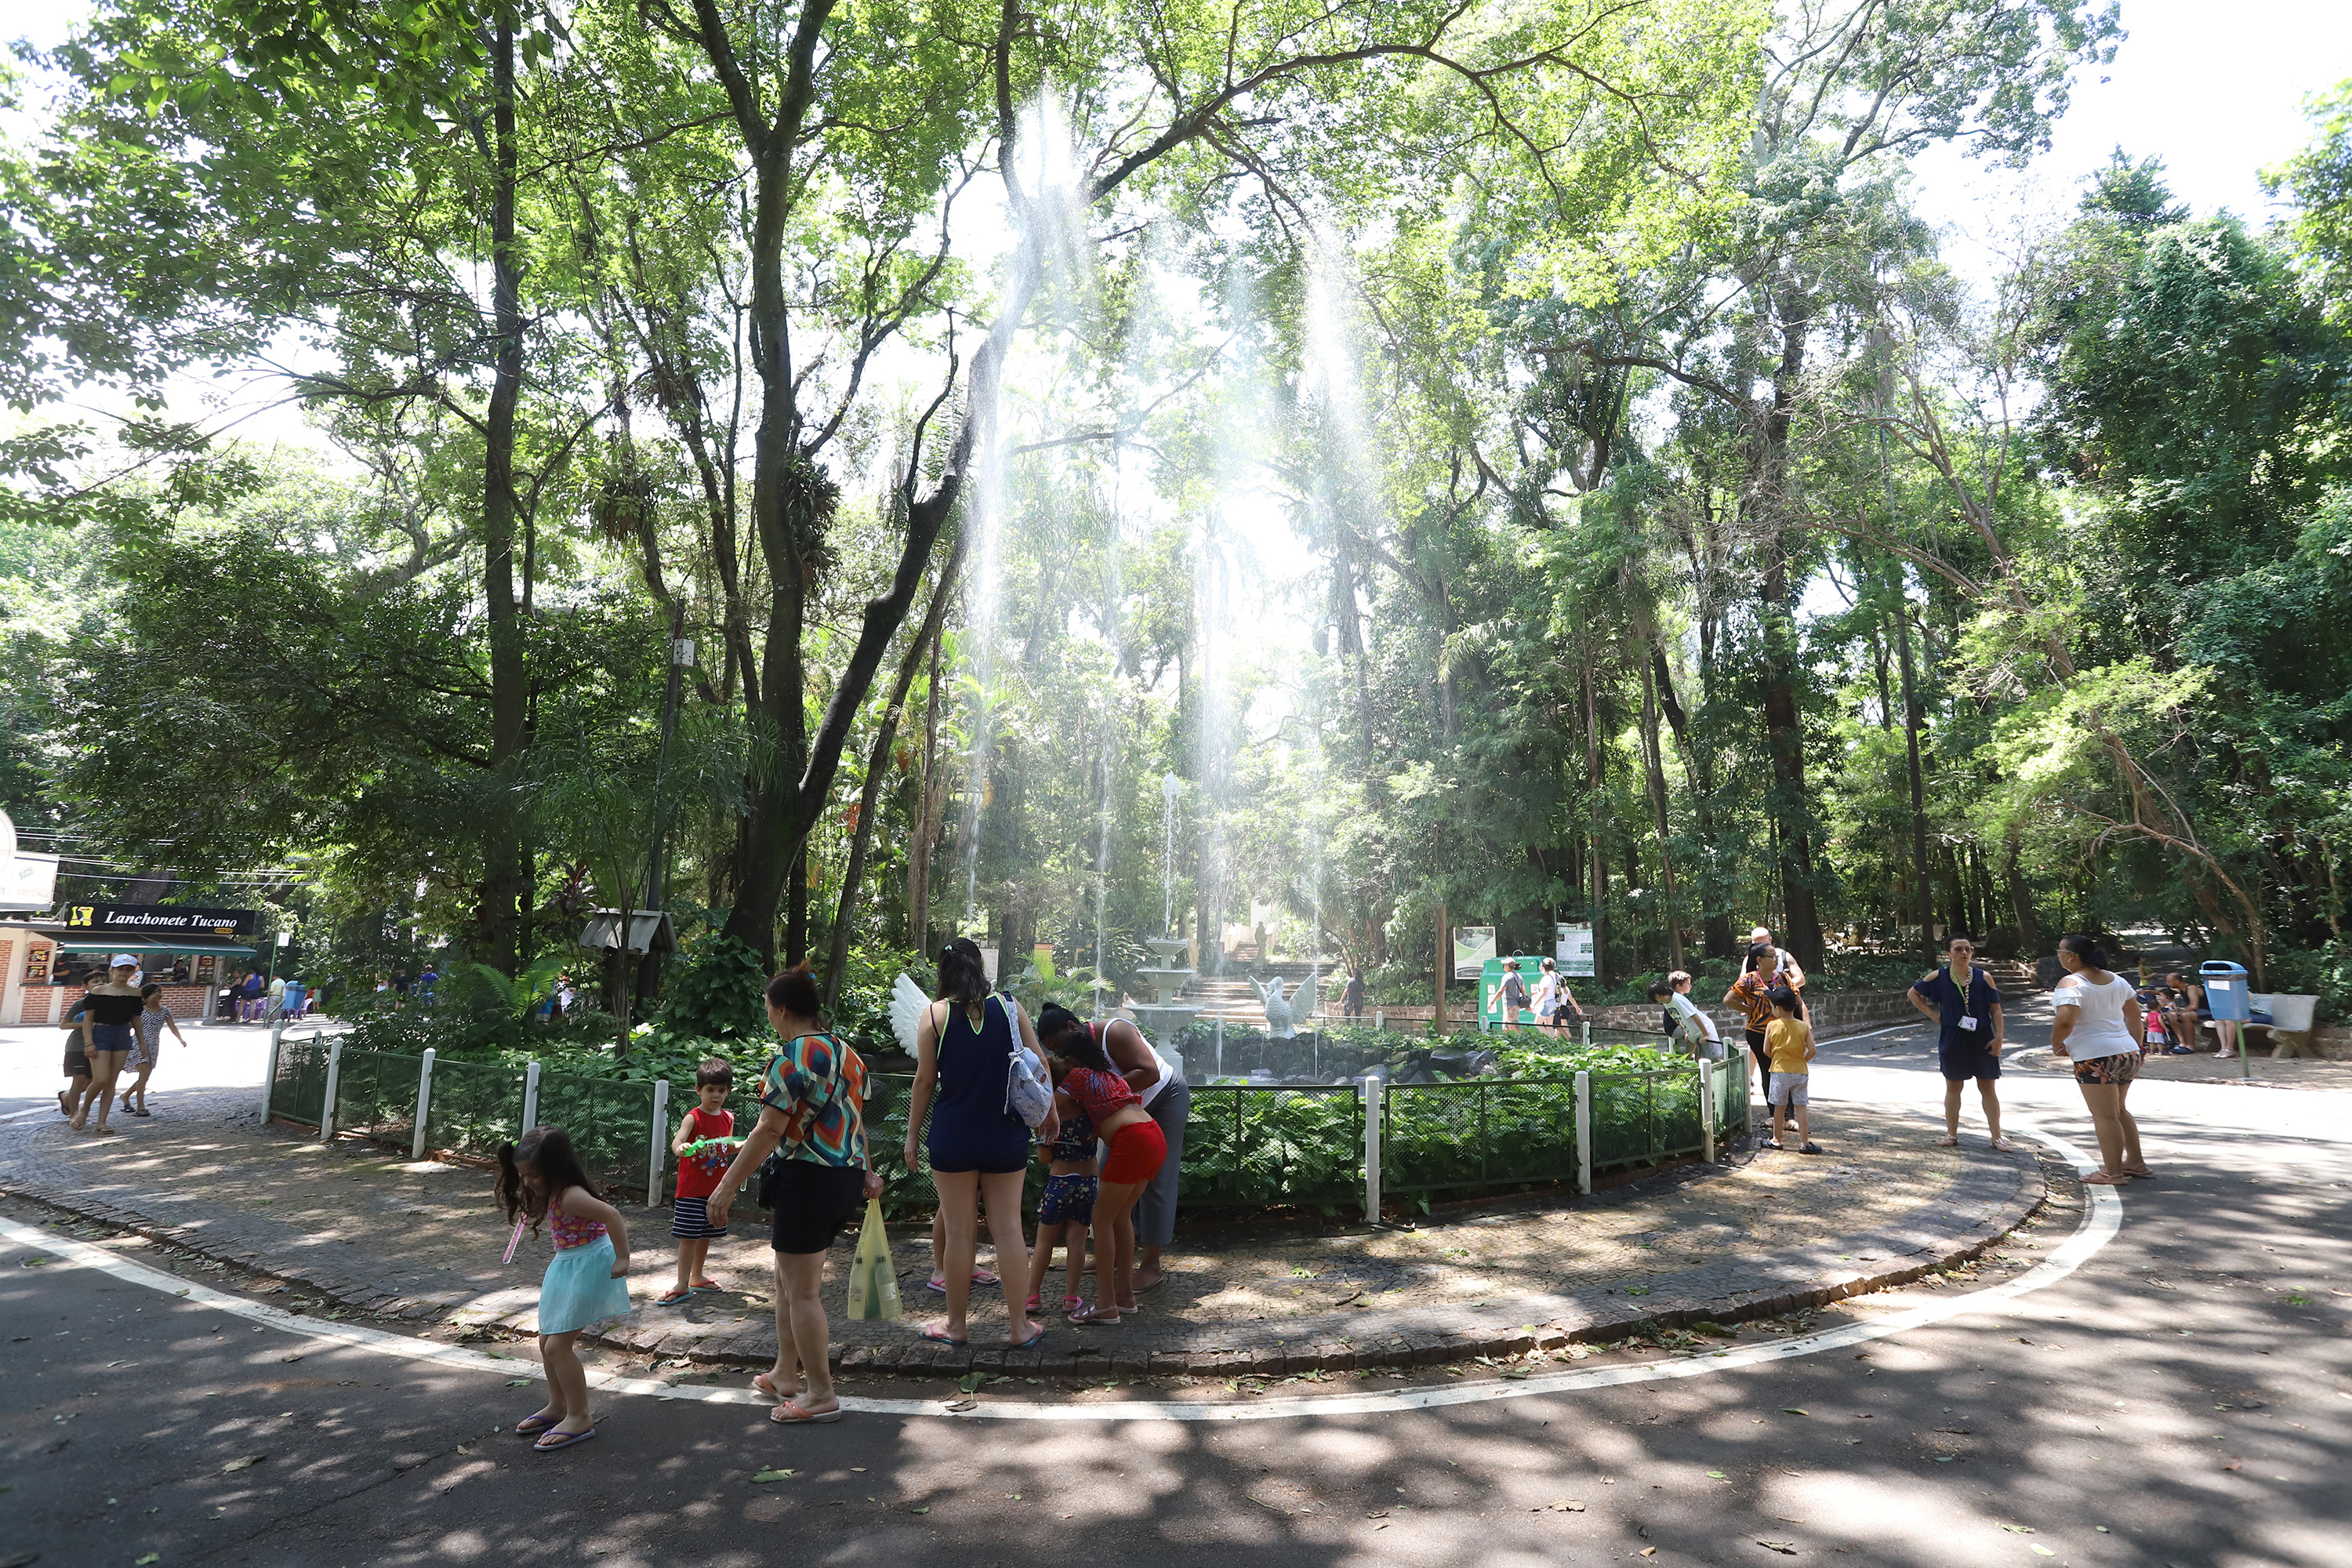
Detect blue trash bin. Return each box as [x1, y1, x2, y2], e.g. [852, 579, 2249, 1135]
[2200, 961, 2250, 1022]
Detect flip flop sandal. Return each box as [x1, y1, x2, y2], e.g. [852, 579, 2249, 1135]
[1007, 1325, 1047, 1350]
[689, 1280, 725, 1293]
[655, 1287, 695, 1306]
[751, 1371, 808, 1402]
[1025, 1292, 1042, 1311]
[1936, 1135, 1960, 1146]
[533, 1427, 598, 1452]
[1068, 1305, 1120, 1325]
[918, 1325, 968, 1346]
[970, 1269, 1000, 1287]
[770, 1399, 842, 1424]
[1061, 1295, 1084, 1312]
[514, 1414, 559, 1436]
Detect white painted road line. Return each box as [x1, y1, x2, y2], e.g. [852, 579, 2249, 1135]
[0, 1121, 2118, 1422]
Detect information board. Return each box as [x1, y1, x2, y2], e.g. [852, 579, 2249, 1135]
[1554, 921, 1595, 978]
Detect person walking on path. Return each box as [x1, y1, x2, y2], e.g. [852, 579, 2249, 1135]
[70, 956, 145, 1134]
[1724, 946, 1788, 1094]
[1037, 1004, 1187, 1294]
[1543, 956, 1584, 1034]
[495, 1126, 633, 1451]
[1762, 987, 1820, 1153]
[905, 938, 1046, 1350]
[265, 972, 286, 1022]
[1342, 969, 1366, 1022]
[1907, 935, 2016, 1151]
[703, 963, 882, 1422]
[1499, 956, 1529, 1029]
[2049, 935, 2151, 1186]
[1040, 1022, 1167, 1323]
[659, 1058, 739, 1308]
[122, 983, 186, 1117]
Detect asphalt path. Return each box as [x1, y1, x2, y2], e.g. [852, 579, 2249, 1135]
[5, 1007, 2350, 1567]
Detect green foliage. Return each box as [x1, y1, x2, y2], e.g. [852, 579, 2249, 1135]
[649, 935, 769, 1049]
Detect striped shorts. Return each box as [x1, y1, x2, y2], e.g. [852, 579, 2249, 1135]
[670, 1195, 729, 1240]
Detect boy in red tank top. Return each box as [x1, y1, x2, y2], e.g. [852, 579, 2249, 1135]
[662, 1058, 739, 1305]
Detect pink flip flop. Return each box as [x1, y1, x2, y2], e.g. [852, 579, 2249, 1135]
[771, 1399, 842, 1424]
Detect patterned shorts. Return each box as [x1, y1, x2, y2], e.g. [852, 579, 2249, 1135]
[1037, 1172, 1097, 1227]
[2071, 1051, 2141, 1087]
[671, 1195, 729, 1240]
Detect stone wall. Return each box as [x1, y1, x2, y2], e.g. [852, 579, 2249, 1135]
[1581, 987, 1918, 1040]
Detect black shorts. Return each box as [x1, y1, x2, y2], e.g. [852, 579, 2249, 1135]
[768, 1161, 866, 1255]
[64, 1040, 89, 1076]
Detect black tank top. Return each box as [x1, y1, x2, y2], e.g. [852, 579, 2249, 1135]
[82, 991, 146, 1027]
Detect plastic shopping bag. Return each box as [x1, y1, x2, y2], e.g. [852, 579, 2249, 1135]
[843, 1198, 902, 1322]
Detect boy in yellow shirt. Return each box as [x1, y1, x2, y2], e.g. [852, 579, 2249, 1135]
[1763, 988, 1820, 1154]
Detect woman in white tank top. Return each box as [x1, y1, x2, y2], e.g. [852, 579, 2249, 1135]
[2049, 934, 2151, 1185]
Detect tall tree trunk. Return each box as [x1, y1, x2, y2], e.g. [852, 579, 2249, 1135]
[1893, 601, 1935, 970]
[1651, 644, 1733, 960]
[474, 4, 530, 977]
[826, 535, 963, 1008]
[1755, 314, 1824, 970]
[909, 629, 945, 962]
[1639, 643, 1683, 972]
[785, 845, 809, 964]
[1583, 646, 1606, 985]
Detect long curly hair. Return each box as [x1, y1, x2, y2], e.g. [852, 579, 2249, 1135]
[495, 1126, 596, 1236]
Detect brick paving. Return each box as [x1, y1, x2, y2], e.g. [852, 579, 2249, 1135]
[0, 1080, 2040, 1380]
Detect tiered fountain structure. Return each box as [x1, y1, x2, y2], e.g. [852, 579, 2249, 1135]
[1127, 934, 1202, 1042]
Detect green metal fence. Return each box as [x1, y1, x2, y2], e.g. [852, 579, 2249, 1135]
[266, 1032, 332, 1127]
[1381, 1076, 1581, 1195]
[1585, 1068, 1708, 1173]
[532, 1072, 659, 1188]
[334, 1047, 423, 1149]
[423, 1057, 530, 1160]
[1179, 1083, 1363, 1208]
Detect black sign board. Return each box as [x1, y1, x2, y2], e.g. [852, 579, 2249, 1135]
[62, 904, 259, 939]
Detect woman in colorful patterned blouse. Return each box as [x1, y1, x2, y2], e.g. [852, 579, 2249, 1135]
[704, 962, 879, 1425]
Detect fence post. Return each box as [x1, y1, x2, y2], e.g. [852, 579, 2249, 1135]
[1697, 1062, 1715, 1163]
[521, 1060, 541, 1134]
[1361, 1076, 1382, 1222]
[1580, 1018, 1591, 1047]
[320, 1037, 345, 1144]
[260, 1021, 283, 1123]
[410, 1047, 436, 1160]
[648, 1079, 672, 1208]
[1573, 1070, 1592, 1196]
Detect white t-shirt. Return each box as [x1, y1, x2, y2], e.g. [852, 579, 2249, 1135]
[1669, 992, 1721, 1050]
[2054, 972, 2137, 1061]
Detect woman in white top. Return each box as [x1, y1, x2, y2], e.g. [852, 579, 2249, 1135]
[2049, 934, 2151, 1185]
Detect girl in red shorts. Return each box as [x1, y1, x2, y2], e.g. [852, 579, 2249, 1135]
[1044, 1029, 1166, 1323]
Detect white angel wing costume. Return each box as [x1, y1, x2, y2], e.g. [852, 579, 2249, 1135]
[888, 972, 931, 1055]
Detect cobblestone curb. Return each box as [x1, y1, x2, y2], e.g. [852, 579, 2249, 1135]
[3, 1106, 2045, 1381]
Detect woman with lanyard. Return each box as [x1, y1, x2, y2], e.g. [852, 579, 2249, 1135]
[905, 937, 1048, 1349]
[1036, 1008, 1168, 1321]
[702, 962, 880, 1424]
[1036, 1004, 1184, 1298]
[70, 956, 146, 1134]
[2049, 934, 2153, 1186]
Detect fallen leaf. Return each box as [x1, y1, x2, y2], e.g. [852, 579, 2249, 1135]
[2223, 1460, 2241, 1472]
[1757, 1544, 1798, 1556]
[220, 1456, 264, 1473]
[956, 1372, 987, 1393]
[1783, 1408, 1809, 1415]
[1642, 1550, 1657, 1559]
[1999, 1524, 2036, 1534]
[908, 1504, 930, 1515]
[456, 1446, 475, 1457]
[944, 1399, 978, 1413]
[850, 1466, 867, 1472]
[2031, 1549, 2055, 1559]
[751, 1468, 794, 1483]
[136, 1557, 161, 1566]
[505, 1378, 531, 1388]
[278, 1354, 301, 1364]
[1707, 1470, 1727, 1479]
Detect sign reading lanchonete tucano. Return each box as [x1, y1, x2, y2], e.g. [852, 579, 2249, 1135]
[61, 904, 259, 938]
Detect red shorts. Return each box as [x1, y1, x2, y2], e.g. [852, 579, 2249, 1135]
[1098, 1120, 1167, 1185]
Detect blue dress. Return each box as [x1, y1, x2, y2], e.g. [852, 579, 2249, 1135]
[925, 994, 1032, 1175]
[536, 1202, 633, 1334]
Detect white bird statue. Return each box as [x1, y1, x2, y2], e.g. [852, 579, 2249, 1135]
[1250, 971, 1318, 1039]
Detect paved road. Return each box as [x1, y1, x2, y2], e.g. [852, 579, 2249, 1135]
[5, 1009, 2350, 1567]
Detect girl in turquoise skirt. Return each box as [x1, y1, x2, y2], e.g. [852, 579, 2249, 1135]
[495, 1127, 633, 1452]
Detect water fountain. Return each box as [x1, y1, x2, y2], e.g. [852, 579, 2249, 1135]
[1127, 772, 1202, 1040]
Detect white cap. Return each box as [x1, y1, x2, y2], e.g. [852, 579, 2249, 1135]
[111, 953, 139, 968]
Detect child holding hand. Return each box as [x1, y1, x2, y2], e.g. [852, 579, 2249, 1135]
[1763, 988, 1820, 1154]
[662, 1058, 738, 1306]
[495, 1127, 632, 1453]
[1022, 1100, 1097, 1316]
